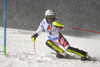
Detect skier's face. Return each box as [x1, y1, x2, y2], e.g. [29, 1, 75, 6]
[46, 15, 55, 23]
[47, 18, 53, 23]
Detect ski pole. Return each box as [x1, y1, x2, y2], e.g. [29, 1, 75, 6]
[33, 42, 36, 54]
[31, 36, 36, 54]
[64, 25, 100, 34]
[53, 21, 100, 34]
[51, 52, 57, 55]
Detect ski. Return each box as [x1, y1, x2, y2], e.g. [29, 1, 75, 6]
[51, 52, 97, 61]
[51, 52, 76, 59]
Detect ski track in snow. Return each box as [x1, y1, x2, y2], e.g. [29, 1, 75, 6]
[0, 27, 100, 67]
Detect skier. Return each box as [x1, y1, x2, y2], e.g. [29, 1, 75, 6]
[31, 9, 90, 61]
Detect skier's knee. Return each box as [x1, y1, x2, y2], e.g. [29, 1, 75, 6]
[46, 40, 53, 50]
[46, 40, 64, 53]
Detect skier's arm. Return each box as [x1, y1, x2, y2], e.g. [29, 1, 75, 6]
[36, 25, 43, 35]
[53, 21, 64, 30]
[31, 22, 44, 42]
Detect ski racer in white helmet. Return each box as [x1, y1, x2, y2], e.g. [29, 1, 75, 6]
[31, 9, 90, 61]
[45, 9, 56, 23]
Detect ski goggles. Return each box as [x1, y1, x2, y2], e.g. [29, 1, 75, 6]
[46, 16, 55, 19]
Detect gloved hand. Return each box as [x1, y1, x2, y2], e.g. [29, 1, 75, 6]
[53, 21, 64, 28]
[31, 33, 38, 42]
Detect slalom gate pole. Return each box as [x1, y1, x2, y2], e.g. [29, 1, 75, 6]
[64, 25, 100, 34]
[4, 0, 7, 55]
[33, 42, 36, 54]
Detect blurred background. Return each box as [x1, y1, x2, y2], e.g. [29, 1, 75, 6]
[0, 0, 100, 37]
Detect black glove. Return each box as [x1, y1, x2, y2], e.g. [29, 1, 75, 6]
[53, 25, 61, 28]
[31, 33, 38, 42]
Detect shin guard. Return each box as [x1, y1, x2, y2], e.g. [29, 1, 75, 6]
[67, 47, 87, 57]
[46, 40, 64, 53]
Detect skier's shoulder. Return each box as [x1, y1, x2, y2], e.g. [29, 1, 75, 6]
[40, 18, 47, 24]
[54, 19, 61, 23]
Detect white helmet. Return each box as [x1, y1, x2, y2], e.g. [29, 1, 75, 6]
[45, 9, 55, 17]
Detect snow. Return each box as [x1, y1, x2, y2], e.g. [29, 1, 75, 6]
[0, 27, 100, 67]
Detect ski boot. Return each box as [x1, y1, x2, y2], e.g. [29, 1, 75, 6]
[56, 54, 66, 58]
[81, 55, 91, 61]
[56, 52, 69, 59]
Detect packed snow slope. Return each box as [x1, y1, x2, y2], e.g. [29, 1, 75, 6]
[0, 0, 100, 36]
[0, 27, 100, 67]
